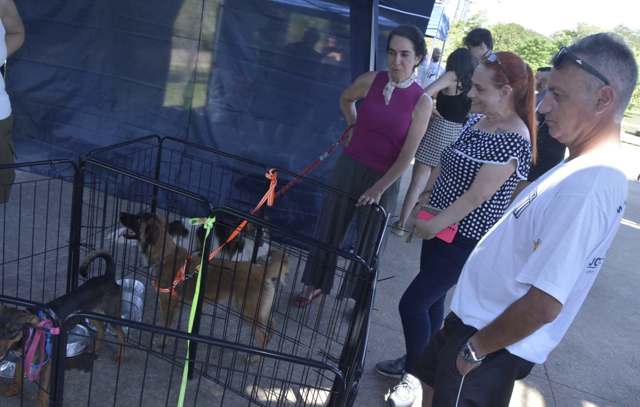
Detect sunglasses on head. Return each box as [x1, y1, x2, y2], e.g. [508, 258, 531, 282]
[552, 46, 610, 86]
[483, 51, 502, 65]
[482, 51, 512, 82]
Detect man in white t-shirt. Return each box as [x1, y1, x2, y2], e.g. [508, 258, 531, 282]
[410, 33, 637, 407]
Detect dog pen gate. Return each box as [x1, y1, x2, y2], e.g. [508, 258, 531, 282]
[0, 159, 81, 406]
[80, 135, 389, 406]
[0, 136, 388, 406]
[0, 160, 79, 303]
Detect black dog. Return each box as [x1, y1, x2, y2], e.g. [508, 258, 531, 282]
[0, 251, 125, 407]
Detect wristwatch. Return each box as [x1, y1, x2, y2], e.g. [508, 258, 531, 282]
[461, 340, 486, 364]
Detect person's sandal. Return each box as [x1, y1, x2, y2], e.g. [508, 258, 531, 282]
[294, 289, 323, 308]
[389, 221, 407, 237]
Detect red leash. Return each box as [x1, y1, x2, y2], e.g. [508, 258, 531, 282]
[276, 124, 354, 197]
[157, 169, 278, 297]
[155, 125, 353, 296]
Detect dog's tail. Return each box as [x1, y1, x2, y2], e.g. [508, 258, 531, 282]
[78, 251, 115, 280]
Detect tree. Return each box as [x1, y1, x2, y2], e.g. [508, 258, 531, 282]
[551, 23, 603, 49]
[612, 25, 640, 112]
[441, 13, 487, 60]
[551, 24, 640, 111]
[492, 23, 557, 70]
[443, 15, 640, 113]
[444, 20, 558, 70]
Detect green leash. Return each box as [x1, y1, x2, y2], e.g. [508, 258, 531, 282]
[177, 216, 215, 407]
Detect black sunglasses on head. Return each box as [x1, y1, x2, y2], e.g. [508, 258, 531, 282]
[552, 46, 610, 86]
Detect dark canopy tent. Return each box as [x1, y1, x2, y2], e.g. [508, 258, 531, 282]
[7, 0, 439, 228]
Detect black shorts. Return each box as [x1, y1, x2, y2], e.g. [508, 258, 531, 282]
[415, 313, 535, 407]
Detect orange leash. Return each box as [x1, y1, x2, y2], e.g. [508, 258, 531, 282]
[155, 169, 278, 297]
[155, 124, 352, 297]
[153, 255, 193, 297]
[206, 168, 278, 263]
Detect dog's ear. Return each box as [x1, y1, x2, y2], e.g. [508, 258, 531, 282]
[243, 221, 255, 234]
[168, 221, 189, 237]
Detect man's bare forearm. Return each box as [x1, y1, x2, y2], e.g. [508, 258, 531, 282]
[5, 32, 23, 57]
[468, 287, 562, 357]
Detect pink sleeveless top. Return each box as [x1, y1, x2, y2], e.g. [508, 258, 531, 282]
[344, 71, 424, 173]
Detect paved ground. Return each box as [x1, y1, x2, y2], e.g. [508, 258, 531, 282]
[3, 136, 639, 407]
[354, 139, 640, 407]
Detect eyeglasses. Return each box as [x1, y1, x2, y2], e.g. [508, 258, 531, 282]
[552, 46, 610, 86]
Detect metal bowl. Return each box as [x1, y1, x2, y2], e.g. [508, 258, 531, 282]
[0, 352, 19, 379]
[0, 324, 90, 379]
[0, 279, 145, 380]
[66, 323, 91, 358]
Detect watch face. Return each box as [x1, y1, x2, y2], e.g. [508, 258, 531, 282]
[463, 346, 473, 362]
[463, 343, 480, 363]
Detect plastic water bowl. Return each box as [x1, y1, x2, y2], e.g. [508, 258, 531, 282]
[118, 278, 145, 325]
[0, 279, 145, 379]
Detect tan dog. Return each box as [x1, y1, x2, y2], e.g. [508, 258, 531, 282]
[119, 212, 289, 348]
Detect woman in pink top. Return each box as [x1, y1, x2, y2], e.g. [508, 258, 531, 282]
[296, 25, 433, 306]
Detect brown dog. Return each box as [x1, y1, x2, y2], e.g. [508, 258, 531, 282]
[0, 307, 45, 405]
[0, 251, 125, 407]
[119, 212, 289, 349]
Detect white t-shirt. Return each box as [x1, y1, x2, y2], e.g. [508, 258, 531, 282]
[417, 59, 444, 88]
[425, 62, 444, 87]
[450, 148, 628, 364]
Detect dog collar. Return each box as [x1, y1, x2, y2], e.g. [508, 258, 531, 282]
[154, 255, 193, 298]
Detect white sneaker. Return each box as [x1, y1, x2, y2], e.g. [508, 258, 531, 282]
[384, 373, 422, 407]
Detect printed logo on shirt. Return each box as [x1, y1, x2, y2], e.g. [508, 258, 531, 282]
[513, 190, 538, 219]
[617, 200, 627, 214]
[586, 257, 604, 272]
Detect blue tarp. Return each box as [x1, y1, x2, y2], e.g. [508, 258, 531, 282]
[8, 0, 436, 226]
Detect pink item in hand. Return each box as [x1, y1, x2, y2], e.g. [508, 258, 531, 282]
[417, 210, 458, 243]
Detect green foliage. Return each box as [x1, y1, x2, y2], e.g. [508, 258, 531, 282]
[551, 23, 603, 51]
[613, 25, 640, 111]
[492, 23, 558, 70]
[441, 13, 487, 59]
[443, 17, 640, 111]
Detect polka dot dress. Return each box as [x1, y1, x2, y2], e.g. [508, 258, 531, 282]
[429, 114, 532, 240]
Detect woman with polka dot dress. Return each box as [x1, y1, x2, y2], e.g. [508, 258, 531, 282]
[379, 51, 537, 406]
